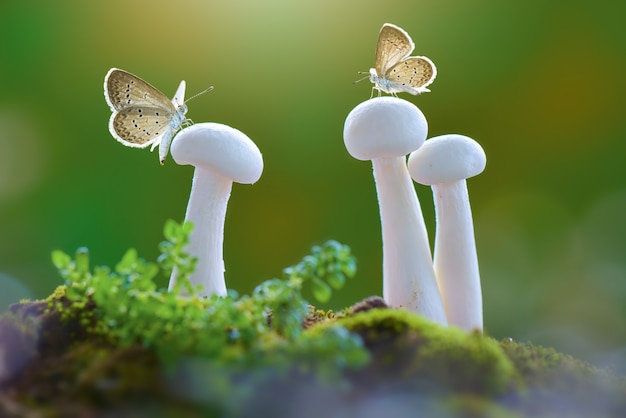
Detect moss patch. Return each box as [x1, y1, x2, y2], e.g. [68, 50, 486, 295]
[314, 307, 517, 396]
[3, 295, 626, 417]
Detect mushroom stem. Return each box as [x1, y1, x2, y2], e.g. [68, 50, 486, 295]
[408, 134, 486, 331]
[372, 157, 447, 324]
[167, 123, 263, 299]
[431, 180, 482, 331]
[169, 167, 231, 297]
[343, 97, 447, 325]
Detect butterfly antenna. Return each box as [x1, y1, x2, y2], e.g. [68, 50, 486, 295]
[184, 86, 214, 104]
[353, 73, 370, 85]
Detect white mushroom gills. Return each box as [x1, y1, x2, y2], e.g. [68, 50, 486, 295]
[168, 123, 263, 298]
[343, 97, 447, 325]
[408, 134, 486, 331]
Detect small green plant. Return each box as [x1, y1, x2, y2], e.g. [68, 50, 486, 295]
[50, 220, 368, 376]
[283, 240, 356, 304]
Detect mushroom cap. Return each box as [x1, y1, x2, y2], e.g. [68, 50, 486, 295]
[343, 97, 428, 161]
[171, 123, 263, 184]
[408, 134, 486, 185]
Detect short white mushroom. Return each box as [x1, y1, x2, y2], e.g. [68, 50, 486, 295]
[343, 97, 447, 325]
[407, 134, 486, 331]
[168, 123, 263, 298]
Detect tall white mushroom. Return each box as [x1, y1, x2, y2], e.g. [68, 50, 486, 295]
[343, 97, 447, 325]
[168, 123, 263, 298]
[407, 134, 486, 331]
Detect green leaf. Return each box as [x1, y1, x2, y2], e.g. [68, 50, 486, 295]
[51, 250, 71, 270]
[311, 277, 332, 303]
[341, 258, 357, 278]
[163, 219, 179, 241]
[75, 247, 90, 273]
[181, 220, 194, 236]
[327, 272, 346, 290]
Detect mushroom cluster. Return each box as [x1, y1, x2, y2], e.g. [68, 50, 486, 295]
[159, 91, 483, 332]
[344, 98, 486, 332]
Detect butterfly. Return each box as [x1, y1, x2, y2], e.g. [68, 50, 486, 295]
[361, 23, 437, 97]
[104, 68, 212, 165]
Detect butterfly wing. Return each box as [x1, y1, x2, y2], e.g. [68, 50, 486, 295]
[374, 23, 415, 76]
[382, 56, 437, 95]
[104, 68, 177, 112]
[109, 106, 176, 148]
[104, 68, 186, 155]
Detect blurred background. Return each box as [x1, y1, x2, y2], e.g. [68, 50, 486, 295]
[1, 0, 625, 369]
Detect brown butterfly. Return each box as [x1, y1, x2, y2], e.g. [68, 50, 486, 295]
[362, 23, 437, 96]
[104, 68, 212, 164]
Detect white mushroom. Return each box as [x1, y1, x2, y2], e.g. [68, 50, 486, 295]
[407, 134, 486, 331]
[343, 97, 447, 325]
[168, 123, 263, 298]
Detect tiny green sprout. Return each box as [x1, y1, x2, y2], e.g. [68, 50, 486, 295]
[282, 240, 356, 304]
[74, 247, 90, 274]
[51, 250, 71, 271]
[158, 219, 198, 295]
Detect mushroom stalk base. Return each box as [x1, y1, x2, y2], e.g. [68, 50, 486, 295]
[169, 167, 231, 298]
[372, 157, 447, 325]
[432, 181, 483, 331]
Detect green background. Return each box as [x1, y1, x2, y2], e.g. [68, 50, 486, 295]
[1, 0, 625, 369]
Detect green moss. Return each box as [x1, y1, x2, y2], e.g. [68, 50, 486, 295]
[501, 338, 598, 384]
[302, 306, 345, 329]
[4, 295, 626, 417]
[310, 308, 517, 396]
[46, 283, 68, 303]
[10, 339, 204, 416]
[2, 220, 625, 416]
[498, 338, 626, 417]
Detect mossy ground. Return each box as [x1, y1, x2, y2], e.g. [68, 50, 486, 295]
[1, 292, 625, 418]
